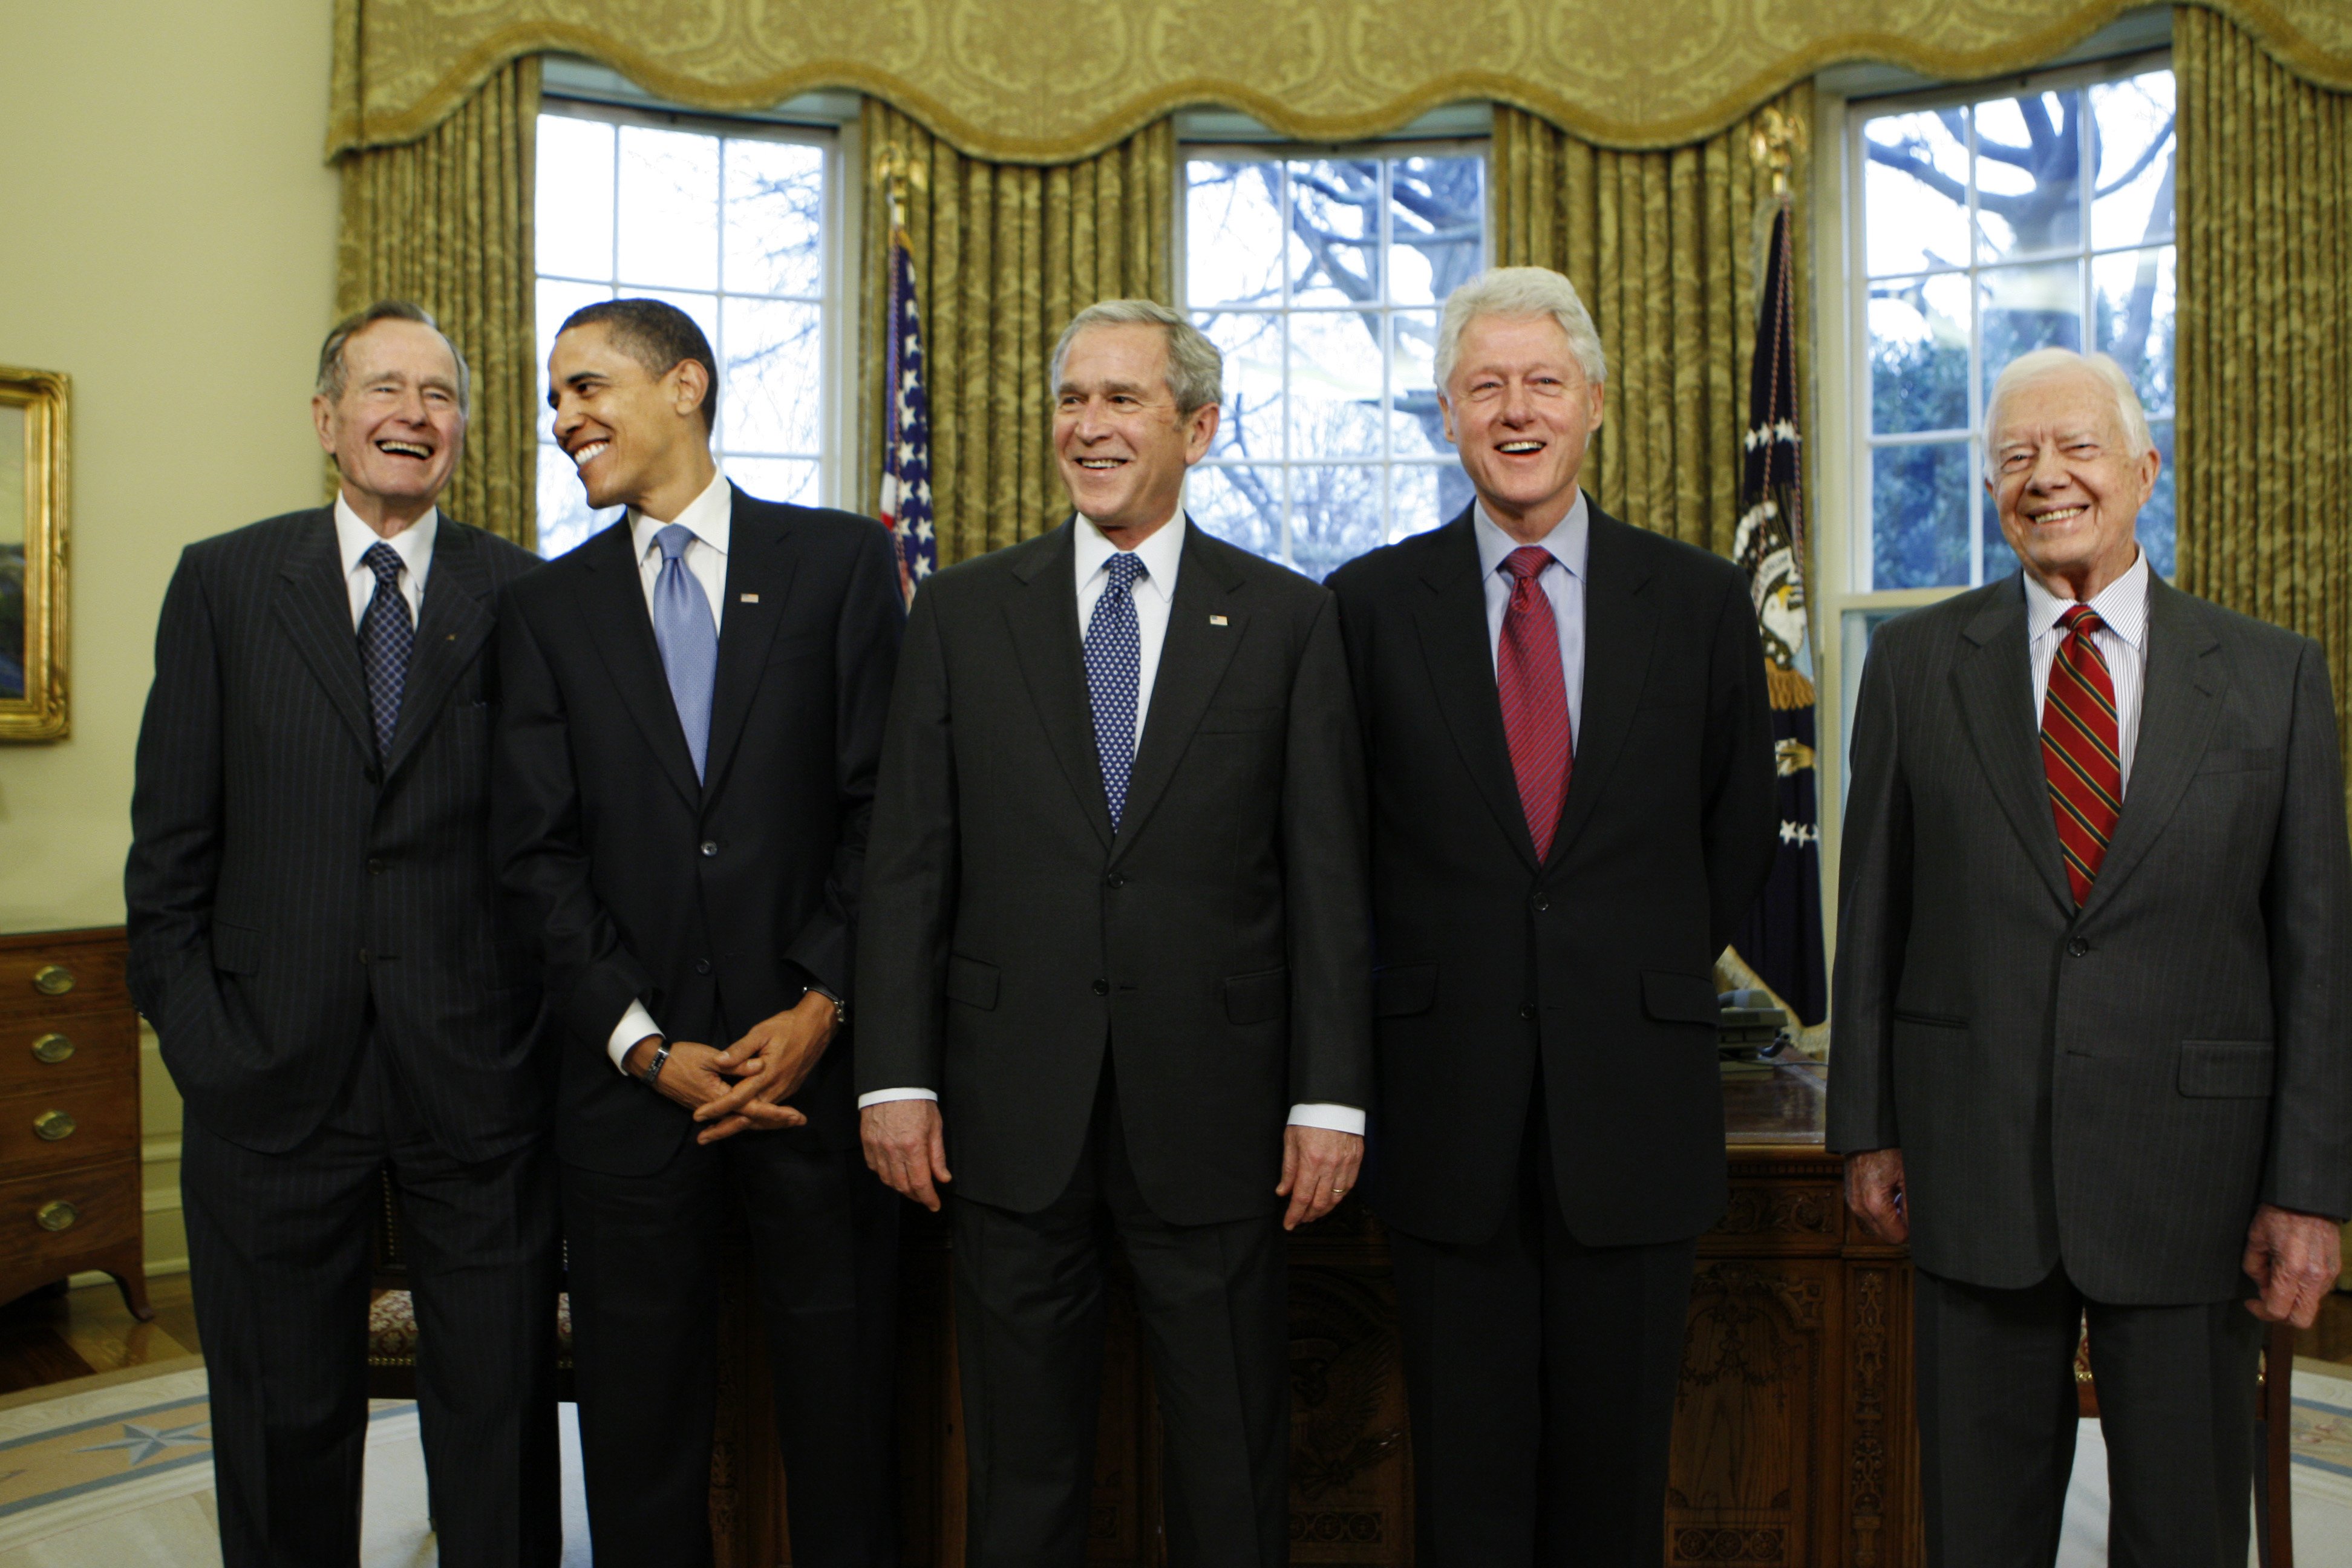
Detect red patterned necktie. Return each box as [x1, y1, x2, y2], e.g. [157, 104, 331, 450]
[1497, 546, 1573, 861]
[2042, 603, 2122, 907]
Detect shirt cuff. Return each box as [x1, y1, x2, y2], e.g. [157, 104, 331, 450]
[607, 1000, 661, 1075]
[1287, 1103, 1365, 1135]
[857, 1087, 939, 1109]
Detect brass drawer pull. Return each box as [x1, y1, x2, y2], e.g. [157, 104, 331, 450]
[35, 1201, 76, 1232]
[33, 1111, 75, 1142]
[31, 965, 74, 998]
[30, 1034, 73, 1065]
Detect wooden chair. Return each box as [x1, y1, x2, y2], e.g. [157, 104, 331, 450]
[364, 1168, 573, 1403]
[2074, 1317, 2297, 1567]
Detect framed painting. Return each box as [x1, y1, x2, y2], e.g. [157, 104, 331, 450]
[0, 365, 68, 740]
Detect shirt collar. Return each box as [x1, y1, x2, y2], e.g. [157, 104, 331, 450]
[630, 466, 733, 562]
[2022, 546, 2151, 652]
[1472, 491, 1590, 583]
[1074, 509, 1186, 603]
[334, 493, 437, 587]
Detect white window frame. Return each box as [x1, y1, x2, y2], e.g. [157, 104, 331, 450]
[1172, 128, 1492, 569]
[534, 69, 862, 537]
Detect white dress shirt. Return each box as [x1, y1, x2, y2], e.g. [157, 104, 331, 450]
[2024, 547, 2151, 794]
[606, 468, 736, 1071]
[1472, 493, 1588, 745]
[333, 495, 435, 632]
[860, 510, 1365, 1137]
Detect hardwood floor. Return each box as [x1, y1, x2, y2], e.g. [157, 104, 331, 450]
[0, 1272, 198, 1396]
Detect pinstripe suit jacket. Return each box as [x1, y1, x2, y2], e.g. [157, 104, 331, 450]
[126, 508, 553, 1161]
[1826, 572, 2352, 1302]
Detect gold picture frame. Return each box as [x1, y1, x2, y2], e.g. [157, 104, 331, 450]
[0, 366, 68, 740]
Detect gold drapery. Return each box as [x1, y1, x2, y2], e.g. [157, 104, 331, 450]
[2176, 7, 2352, 797]
[335, 58, 540, 546]
[860, 103, 1173, 564]
[328, 0, 2352, 162]
[1490, 93, 1811, 557]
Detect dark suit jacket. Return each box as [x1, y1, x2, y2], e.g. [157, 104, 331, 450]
[493, 488, 904, 1176]
[1327, 500, 1779, 1248]
[1826, 573, 2352, 1303]
[855, 519, 1374, 1227]
[125, 508, 550, 1160]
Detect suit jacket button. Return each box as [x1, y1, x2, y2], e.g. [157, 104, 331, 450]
[367, 858, 386, 875]
[695, 959, 713, 975]
[364, 768, 382, 786]
[1105, 872, 1125, 889]
[701, 841, 719, 858]
[1532, 894, 1550, 913]
[1093, 978, 1110, 996]
[1520, 1002, 1538, 1021]
[358, 949, 372, 965]
[2067, 936, 2089, 957]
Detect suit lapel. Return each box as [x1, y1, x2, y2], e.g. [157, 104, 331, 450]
[1113, 522, 1246, 857]
[2077, 579, 2226, 921]
[699, 489, 799, 803]
[1950, 580, 2074, 912]
[381, 519, 493, 780]
[1544, 506, 1657, 873]
[271, 510, 375, 763]
[1004, 523, 1114, 850]
[573, 521, 704, 810]
[1411, 508, 1540, 871]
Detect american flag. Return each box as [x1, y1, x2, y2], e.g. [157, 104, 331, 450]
[1730, 201, 1828, 1028]
[878, 229, 936, 605]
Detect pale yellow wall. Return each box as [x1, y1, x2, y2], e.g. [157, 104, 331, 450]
[0, 0, 343, 1274]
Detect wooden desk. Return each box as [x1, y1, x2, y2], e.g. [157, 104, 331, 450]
[714, 1061, 1921, 1566]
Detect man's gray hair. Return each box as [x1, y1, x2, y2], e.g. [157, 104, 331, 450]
[1983, 348, 2154, 480]
[1049, 299, 1223, 414]
[315, 299, 471, 414]
[1435, 267, 1608, 393]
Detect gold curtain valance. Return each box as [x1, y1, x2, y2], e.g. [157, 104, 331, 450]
[332, 0, 2352, 160]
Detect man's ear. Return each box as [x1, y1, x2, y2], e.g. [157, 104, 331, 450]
[1182, 399, 1220, 462]
[1437, 393, 1457, 447]
[312, 394, 339, 457]
[668, 358, 713, 423]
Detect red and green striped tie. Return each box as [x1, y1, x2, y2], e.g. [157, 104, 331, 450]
[2042, 604, 2122, 907]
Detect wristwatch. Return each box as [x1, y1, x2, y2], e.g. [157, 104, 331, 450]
[636, 1039, 673, 1087]
[808, 984, 849, 1028]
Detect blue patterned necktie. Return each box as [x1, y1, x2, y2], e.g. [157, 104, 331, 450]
[1085, 551, 1146, 831]
[356, 543, 412, 760]
[652, 524, 719, 781]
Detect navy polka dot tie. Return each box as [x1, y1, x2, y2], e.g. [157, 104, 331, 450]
[356, 543, 412, 760]
[1086, 551, 1146, 831]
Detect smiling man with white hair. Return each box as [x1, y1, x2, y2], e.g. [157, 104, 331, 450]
[1328, 266, 1779, 1564]
[1830, 346, 2352, 1567]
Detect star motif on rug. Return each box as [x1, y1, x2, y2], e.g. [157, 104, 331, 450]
[75, 1419, 211, 1468]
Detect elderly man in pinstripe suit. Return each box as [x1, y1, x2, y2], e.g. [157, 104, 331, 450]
[125, 302, 560, 1568]
[1829, 348, 2351, 1568]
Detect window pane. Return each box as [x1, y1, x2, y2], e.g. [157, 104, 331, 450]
[537, 116, 615, 281]
[1390, 463, 1465, 538]
[1980, 263, 2082, 408]
[638, 289, 721, 350]
[1975, 90, 2082, 262]
[722, 297, 823, 456]
[1286, 159, 1380, 309]
[1187, 464, 1282, 560]
[537, 277, 615, 441]
[2090, 71, 2176, 251]
[1389, 310, 1446, 458]
[1861, 109, 1969, 276]
[1868, 273, 1970, 434]
[1186, 162, 1286, 309]
[537, 442, 619, 560]
[1872, 440, 1973, 590]
[1289, 464, 1385, 581]
[1287, 311, 1384, 460]
[727, 456, 820, 507]
[2092, 247, 2175, 417]
[1388, 157, 1485, 305]
[616, 125, 719, 290]
[1981, 483, 2018, 584]
[2140, 417, 2175, 580]
[724, 138, 825, 298]
[1195, 312, 1282, 462]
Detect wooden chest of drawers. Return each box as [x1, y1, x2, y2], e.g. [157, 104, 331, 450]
[0, 929, 150, 1320]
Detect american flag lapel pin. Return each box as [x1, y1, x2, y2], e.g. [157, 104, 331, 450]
[740, 592, 760, 603]
[1209, 614, 1229, 626]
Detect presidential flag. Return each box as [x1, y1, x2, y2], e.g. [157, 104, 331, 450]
[1730, 203, 1828, 1027]
[878, 227, 936, 606]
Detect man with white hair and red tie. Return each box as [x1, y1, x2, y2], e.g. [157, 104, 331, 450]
[1831, 346, 2352, 1566]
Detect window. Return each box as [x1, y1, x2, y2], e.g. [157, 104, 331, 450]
[1180, 148, 1488, 579]
[532, 102, 841, 557]
[1852, 58, 2175, 596]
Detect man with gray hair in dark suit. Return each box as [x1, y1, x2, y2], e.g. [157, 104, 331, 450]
[1830, 346, 2350, 1567]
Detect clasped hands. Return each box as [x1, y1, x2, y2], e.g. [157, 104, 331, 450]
[1843, 1146, 2343, 1328]
[861, 1099, 1362, 1230]
[622, 989, 839, 1145]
